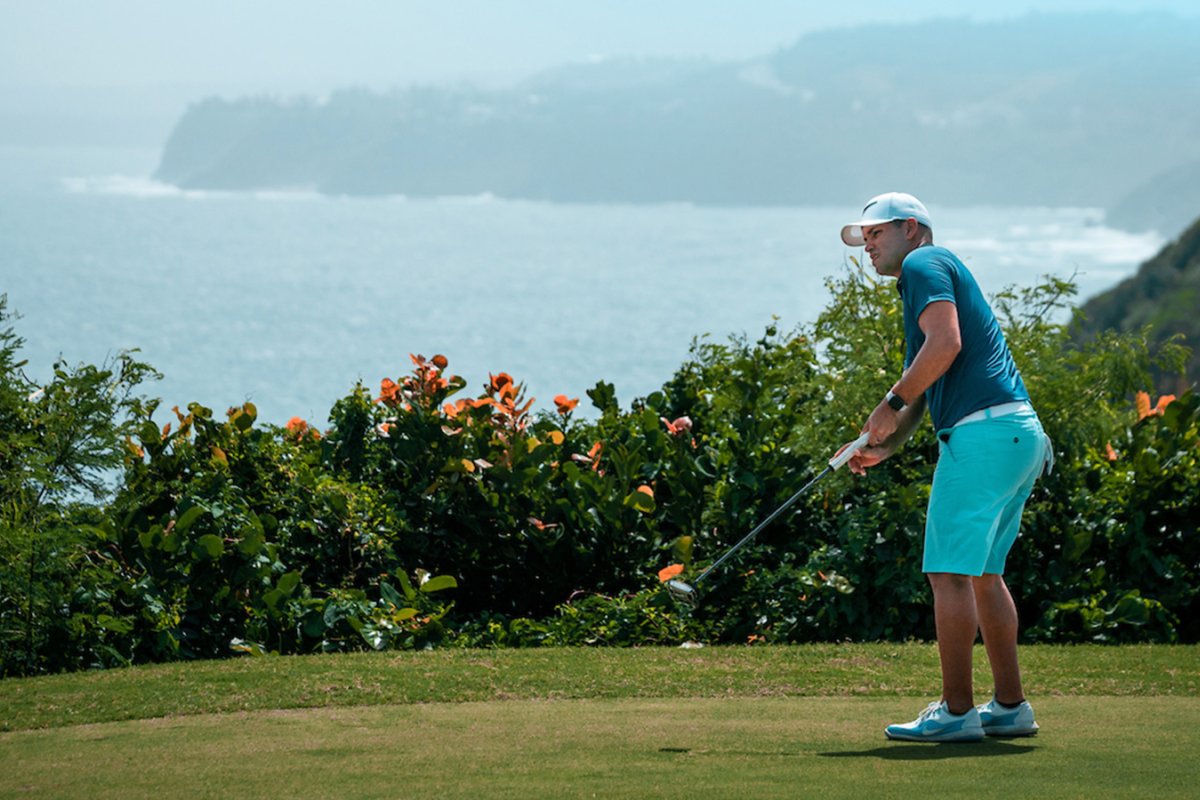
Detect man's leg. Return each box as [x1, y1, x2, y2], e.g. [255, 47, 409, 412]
[973, 573, 1025, 704]
[928, 572, 977, 714]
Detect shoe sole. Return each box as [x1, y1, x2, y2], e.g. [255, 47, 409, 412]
[884, 729, 985, 743]
[984, 725, 1039, 738]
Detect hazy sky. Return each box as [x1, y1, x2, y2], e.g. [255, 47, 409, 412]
[3, 0, 1198, 92]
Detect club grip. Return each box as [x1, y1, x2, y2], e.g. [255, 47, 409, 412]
[829, 432, 870, 470]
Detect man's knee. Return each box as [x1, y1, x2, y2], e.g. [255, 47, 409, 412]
[927, 572, 973, 594]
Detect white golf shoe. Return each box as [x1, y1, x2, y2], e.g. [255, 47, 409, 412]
[884, 700, 985, 743]
[977, 697, 1039, 737]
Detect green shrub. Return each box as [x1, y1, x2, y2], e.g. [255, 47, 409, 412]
[0, 296, 157, 675]
[2, 262, 1197, 677]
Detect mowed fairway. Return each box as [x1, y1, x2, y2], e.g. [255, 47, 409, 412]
[2, 645, 1198, 799]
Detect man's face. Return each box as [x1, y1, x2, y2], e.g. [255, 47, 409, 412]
[861, 220, 911, 277]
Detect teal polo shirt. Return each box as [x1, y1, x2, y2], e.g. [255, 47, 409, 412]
[897, 245, 1030, 431]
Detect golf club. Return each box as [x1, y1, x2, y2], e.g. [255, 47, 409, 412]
[666, 432, 870, 609]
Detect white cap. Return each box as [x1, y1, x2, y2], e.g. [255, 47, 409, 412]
[841, 192, 933, 246]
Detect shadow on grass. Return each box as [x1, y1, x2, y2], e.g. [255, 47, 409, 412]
[820, 740, 1038, 761]
[657, 740, 1036, 760]
[659, 747, 802, 757]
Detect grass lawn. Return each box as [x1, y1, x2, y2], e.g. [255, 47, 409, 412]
[2, 644, 1198, 798]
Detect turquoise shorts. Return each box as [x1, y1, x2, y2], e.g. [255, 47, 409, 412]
[924, 410, 1051, 576]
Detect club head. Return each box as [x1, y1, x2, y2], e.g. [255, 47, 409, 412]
[666, 579, 698, 610]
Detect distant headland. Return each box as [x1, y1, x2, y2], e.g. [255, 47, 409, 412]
[154, 13, 1200, 240]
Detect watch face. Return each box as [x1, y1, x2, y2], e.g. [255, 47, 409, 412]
[887, 393, 906, 411]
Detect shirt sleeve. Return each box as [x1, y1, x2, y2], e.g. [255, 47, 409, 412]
[903, 250, 956, 319]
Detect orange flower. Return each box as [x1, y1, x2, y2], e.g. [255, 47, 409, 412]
[443, 398, 481, 418]
[1136, 391, 1176, 421]
[432, 354, 449, 369]
[1105, 442, 1118, 461]
[1136, 391, 1151, 420]
[490, 372, 514, 393]
[286, 416, 320, 441]
[658, 563, 684, 583]
[377, 378, 401, 406]
[587, 441, 603, 472]
[661, 416, 693, 436]
[570, 440, 605, 471]
[554, 394, 579, 415]
[636, 484, 654, 498]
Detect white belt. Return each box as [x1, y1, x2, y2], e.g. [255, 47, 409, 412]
[953, 401, 1033, 427]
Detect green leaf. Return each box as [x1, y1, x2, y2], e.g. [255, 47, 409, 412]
[396, 571, 417, 602]
[276, 571, 302, 597]
[263, 589, 285, 611]
[359, 626, 386, 650]
[139, 420, 160, 446]
[672, 535, 694, 566]
[238, 528, 265, 555]
[175, 505, 206, 534]
[323, 603, 342, 627]
[623, 490, 656, 514]
[324, 490, 349, 515]
[302, 613, 327, 638]
[188, 402, 213, 420]
[587, 380, 617, 413]
[230, 638, 267, 656]
[96, 614, 133, 634]
[232, 408, 254, 432]
[138, 527, 160, 551]
[395, 607, 419, 621]
[380, 581, 405, 608]
[195, 534, 225, 560]
[420, 575, 458, 593]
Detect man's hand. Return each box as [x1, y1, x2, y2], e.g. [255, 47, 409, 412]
[834, 433, 893, 476]
[848, 444, 889, 476]
[864, 397, 901, 447]
[843, 392, 928, 476]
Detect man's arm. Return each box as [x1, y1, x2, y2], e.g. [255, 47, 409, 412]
[851, 300, 961, 470]
[891, 300, 961, 409]
[849, 393, 927, 475]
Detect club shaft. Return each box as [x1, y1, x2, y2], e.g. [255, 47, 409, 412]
[693, 464, 832, 586]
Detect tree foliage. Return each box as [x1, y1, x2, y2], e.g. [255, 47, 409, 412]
[1, 268, 1196, 677]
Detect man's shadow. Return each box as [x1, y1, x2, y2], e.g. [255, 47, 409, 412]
[820, 740, 1038, 761]
[656, 740, 1036, 760]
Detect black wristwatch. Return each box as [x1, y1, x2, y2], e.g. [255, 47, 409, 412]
[885, 390, 907, 412]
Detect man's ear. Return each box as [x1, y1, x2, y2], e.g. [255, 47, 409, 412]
[903, 218, 920, 241]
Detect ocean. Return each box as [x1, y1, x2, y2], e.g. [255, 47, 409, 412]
[0, 146, 1164, 425]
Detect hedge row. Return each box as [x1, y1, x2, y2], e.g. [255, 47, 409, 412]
[1, 269, 1195, 676]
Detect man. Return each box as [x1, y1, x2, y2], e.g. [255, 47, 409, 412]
[839, 192, 1050, 743]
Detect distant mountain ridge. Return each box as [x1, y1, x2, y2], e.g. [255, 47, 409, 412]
[1077, 214, 1200, 393]
[1107, 160, 1200, 243]
[154, 12, 1200, 227]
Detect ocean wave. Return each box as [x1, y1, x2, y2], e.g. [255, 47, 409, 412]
[946, 227, 1163, 267]
[61, 174, 204, 198]
[61, 175, 322, 201]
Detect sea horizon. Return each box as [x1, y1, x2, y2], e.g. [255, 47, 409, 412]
[1, 146, 1165, 425]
